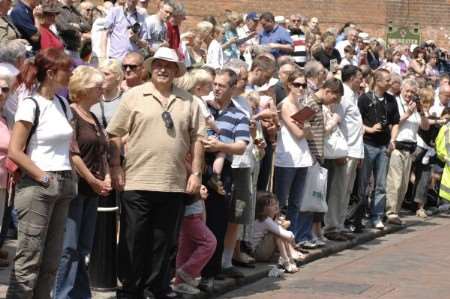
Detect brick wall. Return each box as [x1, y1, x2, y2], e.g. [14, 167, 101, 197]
[150, 0, 450, 48]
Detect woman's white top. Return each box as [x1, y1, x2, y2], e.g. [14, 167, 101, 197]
[275, 100, 313, 168]
[14, 94, 73, 171]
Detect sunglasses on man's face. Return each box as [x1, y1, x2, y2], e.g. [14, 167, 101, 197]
[122, 64, 141, 71]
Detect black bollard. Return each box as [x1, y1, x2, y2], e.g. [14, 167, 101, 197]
[89, 191, 119, 291]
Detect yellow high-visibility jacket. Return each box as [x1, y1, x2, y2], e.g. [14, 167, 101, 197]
[436, 123, 450, 202]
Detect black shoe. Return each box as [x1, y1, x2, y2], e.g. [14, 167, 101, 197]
[353, 225, 365, 233]
[198, 277, 214, 293]
[340, 231, 355, 240]
[116, 289, 137, 299]
[324, 232, 347, 242]
[219, 266, 245, 279]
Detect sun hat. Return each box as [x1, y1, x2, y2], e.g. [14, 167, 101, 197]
[275, 16, 286, 24]
[144, 47, 187, 78]
[358, 32, 370, 44]
[0, 63, 20, 77]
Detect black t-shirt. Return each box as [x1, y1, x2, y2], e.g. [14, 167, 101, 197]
[274, 81, 287, 105]
[358, 92, 400, 147]
[71, 110, 108, 196]
[313, 48, 341, 71]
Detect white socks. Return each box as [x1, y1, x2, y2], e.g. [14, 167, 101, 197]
[221, 247, 234, 269]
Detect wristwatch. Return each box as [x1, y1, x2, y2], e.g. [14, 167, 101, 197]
[40, 174, 50, 188]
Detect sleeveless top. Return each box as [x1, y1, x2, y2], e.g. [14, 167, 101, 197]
[275, 100, 314, 168]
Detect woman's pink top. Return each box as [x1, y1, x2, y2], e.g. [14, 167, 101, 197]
[0, 117, 10, 188]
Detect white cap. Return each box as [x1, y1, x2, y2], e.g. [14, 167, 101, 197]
[274, 16, 286, 24]
[0, 63, 20, 77]
[358, 32, 370, 43]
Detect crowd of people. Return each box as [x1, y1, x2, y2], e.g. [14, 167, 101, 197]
[0, 0, 450, 298]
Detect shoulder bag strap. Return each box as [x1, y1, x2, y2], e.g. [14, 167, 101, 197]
[55, 94, 69, 119]
[24, 97, 40, 150]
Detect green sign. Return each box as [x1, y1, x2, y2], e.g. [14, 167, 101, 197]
[386, 23, 421, 45]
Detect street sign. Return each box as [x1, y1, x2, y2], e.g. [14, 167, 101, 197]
[386, 22, 421, 45]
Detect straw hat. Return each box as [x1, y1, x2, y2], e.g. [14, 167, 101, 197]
[144, 47, 186, 78]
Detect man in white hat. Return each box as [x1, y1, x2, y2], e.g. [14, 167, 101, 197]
[107, 47, 205, 298]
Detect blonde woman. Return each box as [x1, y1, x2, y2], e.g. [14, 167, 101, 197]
[91, 58, 124, 128]
[54, 66, 111, 298]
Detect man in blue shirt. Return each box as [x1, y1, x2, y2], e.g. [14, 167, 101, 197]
[200, 68, 250, 285]
[10, 0, 40, 50]
[258, 12, 293, 58]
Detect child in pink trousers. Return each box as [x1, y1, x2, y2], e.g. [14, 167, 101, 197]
[173, 186, 217, 295]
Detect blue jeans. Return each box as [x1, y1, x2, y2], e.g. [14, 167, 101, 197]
[273, 167, 312, 242]
[54, 192, 98, 299]
[360, 143, 389, 223]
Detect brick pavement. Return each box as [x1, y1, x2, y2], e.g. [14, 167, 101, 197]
[0, 212, 448, 299]
[218, 214, 450, 299]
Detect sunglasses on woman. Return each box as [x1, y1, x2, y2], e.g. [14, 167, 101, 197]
[291, 82, 307, 89]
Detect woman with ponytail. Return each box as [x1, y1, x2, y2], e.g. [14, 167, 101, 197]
[6, 48, 76, 299]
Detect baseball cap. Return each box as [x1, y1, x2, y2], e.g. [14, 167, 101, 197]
[246, 12, 259, 21]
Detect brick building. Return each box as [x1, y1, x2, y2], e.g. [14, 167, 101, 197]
[150, 0, 450, 48]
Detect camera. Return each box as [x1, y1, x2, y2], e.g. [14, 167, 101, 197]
[128, 23, 141, 34]
[379, 115, 388, 129]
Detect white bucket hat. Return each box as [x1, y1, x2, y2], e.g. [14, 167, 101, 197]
[0, 63, 20, 77]
[144, 47, 186, 78]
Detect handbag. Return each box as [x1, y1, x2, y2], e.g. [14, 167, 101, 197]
[300, 162, 328, 213]
[324, 126, 348, 159]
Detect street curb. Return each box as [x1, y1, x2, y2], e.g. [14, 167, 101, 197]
[91, 213, 440, 299]
[186, 215, 432, 299]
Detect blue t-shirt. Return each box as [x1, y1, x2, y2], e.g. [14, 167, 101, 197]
[259, 25, 293, 58]
[10, 1, 38, 48]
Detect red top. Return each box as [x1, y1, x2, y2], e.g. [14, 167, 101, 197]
[166, 22, 184, 60]
[39, 26, 64, 50]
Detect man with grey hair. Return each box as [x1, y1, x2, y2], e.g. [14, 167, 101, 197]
[0, 39, 28, 126]
[304, 60, 327, 94]
[336, 27, 358, 60]
[385, 79, 430, 225]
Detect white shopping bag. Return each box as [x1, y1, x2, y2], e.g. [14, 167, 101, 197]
[300, 162, 328, 213]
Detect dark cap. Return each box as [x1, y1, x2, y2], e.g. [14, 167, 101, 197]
[246, 12, 259, 21]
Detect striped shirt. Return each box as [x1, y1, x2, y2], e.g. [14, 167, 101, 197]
[304, 94, 325, 162]
[289, 28, 307, 67]
[208, 101, 250, 145]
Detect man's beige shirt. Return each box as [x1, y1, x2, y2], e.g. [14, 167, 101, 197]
[106, 82, 206, 192]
